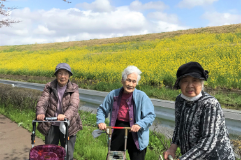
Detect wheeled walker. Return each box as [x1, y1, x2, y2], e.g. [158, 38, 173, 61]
[29, 117, 70, 160]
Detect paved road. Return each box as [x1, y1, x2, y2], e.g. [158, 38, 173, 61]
[0, 114, 43, 160]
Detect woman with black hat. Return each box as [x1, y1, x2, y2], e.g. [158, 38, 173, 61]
[36, 63, 82, 160]
[163, 62, 235, 160]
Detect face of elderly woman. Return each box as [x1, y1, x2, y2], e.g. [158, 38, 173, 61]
[121, 73, 138, 94]
[180, 76, 203, 97]
[56, 69, 70, 87]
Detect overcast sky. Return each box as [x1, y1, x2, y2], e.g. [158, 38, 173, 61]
[0, 0, 240, 46]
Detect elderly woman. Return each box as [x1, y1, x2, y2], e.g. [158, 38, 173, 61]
[36, 63, 82, 160]
[164, 62, 235, 160]
[97, 66, 156, 160]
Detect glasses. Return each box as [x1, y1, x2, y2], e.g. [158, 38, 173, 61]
[57, 72, 69, 76]
[126, 78, 137, 84]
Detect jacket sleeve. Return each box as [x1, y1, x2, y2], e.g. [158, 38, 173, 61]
[179, 100, 222, 160]
[96, 91, 113, 125]
[135, 94, 156, 130]
[64, 84, 80, 120]
[36, 83, 51, 116]
[172, 98, 181, 146]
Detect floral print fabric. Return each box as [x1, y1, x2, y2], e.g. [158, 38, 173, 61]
[29, 144, 65, 160]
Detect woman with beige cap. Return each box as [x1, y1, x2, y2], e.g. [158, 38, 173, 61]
[36, 63, 82, 160]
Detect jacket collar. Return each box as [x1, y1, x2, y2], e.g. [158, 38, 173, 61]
[118, 87, 137, 102]
[50, 79, 75, 93]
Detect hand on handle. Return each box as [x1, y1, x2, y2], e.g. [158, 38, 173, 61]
[37, 114, 45, 121]
[57, 114, 66, 121]
[163, 144, 177, 160]
[98, 123, 106, 130]
[131, 124, 141, 132]
[163, 151, 175, 160]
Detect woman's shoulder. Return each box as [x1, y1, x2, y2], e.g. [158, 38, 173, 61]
[199, 92, 221, 109]
[70, 81, 79, 88]
[135, 89, 148, 96]
[200, 92, 218, 103]
[47, 79, 58, 89]
[175, 94, 182, 102]
[44, 81, 54, 90]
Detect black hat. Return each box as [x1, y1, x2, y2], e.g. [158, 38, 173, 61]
[174, 62, 209, 89]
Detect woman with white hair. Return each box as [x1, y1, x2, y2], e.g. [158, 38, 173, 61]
[96, 65, 156, 160]
[164, 62, 235, 160]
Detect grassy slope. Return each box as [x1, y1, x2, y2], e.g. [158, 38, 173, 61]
[0, 23, 241, 110]
[0, 23, 240, 52]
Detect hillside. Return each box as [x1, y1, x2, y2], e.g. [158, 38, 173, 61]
[0, 23, 241, 110]
[0, 23, 240, 52]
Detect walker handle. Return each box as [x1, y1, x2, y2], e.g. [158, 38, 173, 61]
[44, 117, 58, 121]
[112, 127, 131, 130]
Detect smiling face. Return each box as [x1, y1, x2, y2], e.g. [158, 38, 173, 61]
[56, 69, 70, 87]
[121, 73, 138, 94]
[180, 76, 203, 97]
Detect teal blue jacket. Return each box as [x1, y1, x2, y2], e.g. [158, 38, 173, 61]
[96, 87, 156, 151]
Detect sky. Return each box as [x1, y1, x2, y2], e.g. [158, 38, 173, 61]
[0, 0, 240, 46]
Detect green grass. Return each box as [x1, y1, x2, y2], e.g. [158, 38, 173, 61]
[0, 104, 177, 160]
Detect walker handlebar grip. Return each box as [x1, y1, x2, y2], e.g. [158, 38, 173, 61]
[112, 127, 124, 129]
[44, 117, 68, 121]
[34, 117, 68, 122]
[44, 117, 58, 121]
[111, 127, 131, 129]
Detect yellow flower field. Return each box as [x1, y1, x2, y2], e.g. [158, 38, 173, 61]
[0, 32, 241, 89]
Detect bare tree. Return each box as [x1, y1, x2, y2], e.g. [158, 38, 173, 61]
[0, 0, 71, 28]
[63, 0, 72, 3]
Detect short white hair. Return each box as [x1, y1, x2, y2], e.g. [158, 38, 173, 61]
[122, 66, 142, 84]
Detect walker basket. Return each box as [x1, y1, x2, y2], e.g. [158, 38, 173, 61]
[29, 144, 66, 160]
[107, 151, 125, 160]
[30, 117, 69, 160]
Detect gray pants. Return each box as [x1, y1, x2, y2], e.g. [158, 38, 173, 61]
[45, 125, 76, 160]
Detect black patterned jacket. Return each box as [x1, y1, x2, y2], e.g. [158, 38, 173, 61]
[172, 91, 235, 160]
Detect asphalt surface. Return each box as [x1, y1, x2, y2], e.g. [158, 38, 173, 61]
[0, 114, 43, 160]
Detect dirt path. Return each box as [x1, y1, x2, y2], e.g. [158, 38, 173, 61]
[0, 114, 44, 160]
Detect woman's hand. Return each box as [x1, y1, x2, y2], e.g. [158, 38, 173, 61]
[98, 123, 106, 130]
[58, 114, 66, 121]
[163, 144, 178, 160]
[131, 124, 141, 132]
[37, 114, 45, 121]
[163, 150, 175, 160]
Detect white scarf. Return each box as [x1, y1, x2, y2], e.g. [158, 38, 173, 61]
[181, 92, 202, 102]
